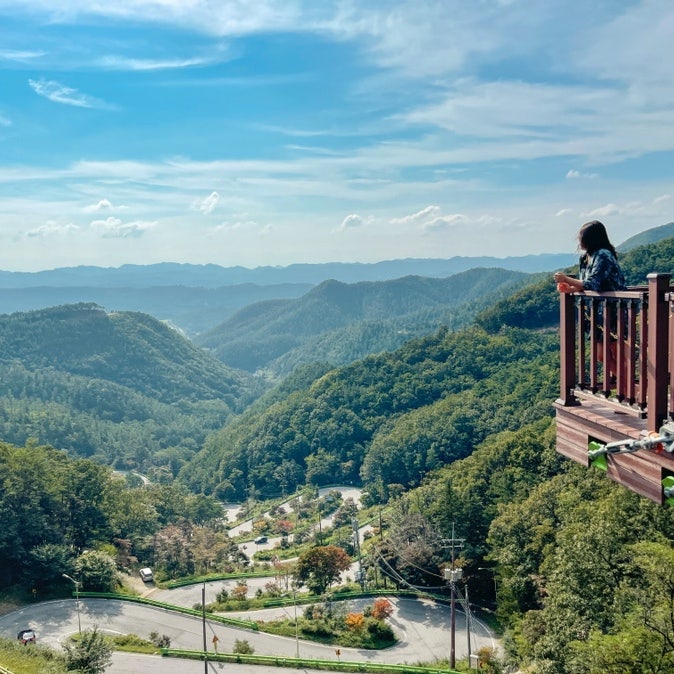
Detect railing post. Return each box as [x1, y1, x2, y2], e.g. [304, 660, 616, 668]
[647, 273, 670, 432]
[559, 291, 578, 405]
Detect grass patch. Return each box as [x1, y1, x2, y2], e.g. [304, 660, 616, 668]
[108, 633, 161, 654]
[0, 637, 67, 674]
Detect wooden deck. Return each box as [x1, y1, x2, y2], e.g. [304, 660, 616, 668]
[555, 273, 674, 505]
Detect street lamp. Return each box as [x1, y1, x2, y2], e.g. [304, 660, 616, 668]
[62, 574, 81, 633]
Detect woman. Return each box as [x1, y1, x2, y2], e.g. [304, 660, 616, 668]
[553, 220, 626, 381]
[553, 220, 626, 294]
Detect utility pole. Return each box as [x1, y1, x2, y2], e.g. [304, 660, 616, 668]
[202, 582, 207, 674]
[465, 584, 472, 665]
[442, 524, 464, 670]
[352, 517, 364, 590]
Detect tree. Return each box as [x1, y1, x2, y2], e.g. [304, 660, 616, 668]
[74, 550, 119, 592]
[63, 625, 112, 673]
[294, 545, 352, 595]
[345, 612, 365, 632]
[371, 598, 394, 620]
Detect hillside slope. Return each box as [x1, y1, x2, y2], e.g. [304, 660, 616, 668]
[0, 303, 261, 470]
[195, 268, 532, 373]
[181, 324, 559, 500]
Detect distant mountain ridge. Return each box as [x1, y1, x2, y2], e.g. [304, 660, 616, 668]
[0, 254, 575, 288]
[0, 283, 311, 336]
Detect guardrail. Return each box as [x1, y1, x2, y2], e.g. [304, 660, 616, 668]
[0, 665, 15, 674]
[165, 570, 274, 589]
[161, 648, 460, 674]
[77, 592, 258, 630]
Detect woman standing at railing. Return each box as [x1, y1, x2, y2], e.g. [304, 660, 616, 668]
[553, 220, 626, 379]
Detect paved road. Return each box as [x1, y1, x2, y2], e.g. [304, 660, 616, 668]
[228, 486, 367, 559]
[149, 575, 306, 607]
[0, 594, 497, 673]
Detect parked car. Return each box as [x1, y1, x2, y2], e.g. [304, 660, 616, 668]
[139, 567, 154, 582]
[254, 536, 268, 544]
[17, 629, 36, 645]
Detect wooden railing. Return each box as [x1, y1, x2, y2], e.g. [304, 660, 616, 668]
[558, 273, 672, 433]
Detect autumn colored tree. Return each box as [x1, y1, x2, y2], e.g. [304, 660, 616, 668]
[294, 545, 352, 595]
[345, 612, 365, 632]
[231, 583, 248, 601]
[371, 598, 394, 620]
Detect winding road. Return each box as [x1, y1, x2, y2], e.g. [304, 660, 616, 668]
[0, 487, 498, 671]
[0, 593, 497, 673]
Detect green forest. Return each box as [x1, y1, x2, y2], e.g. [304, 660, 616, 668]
[2, 237, 674, 671]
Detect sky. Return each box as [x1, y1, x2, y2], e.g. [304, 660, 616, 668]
[2, 1, 674, 272]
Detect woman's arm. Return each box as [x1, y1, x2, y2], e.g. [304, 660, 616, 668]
[553, 271, 583, 292]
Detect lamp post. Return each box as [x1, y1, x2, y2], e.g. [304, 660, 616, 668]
[62, 574, 81, 633]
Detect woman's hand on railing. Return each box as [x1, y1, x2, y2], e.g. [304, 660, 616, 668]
[553, 272, 583, 293]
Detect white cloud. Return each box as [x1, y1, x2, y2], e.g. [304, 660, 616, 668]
[422, 214, 466, 232]
[389, 205, 441, 225]
[0, 48, 45, 62]
[0, 113, 11, 127]
[210, 220, 259, 233]
[97, 54, 221, 71]
[388, 206, 467, 232]
[556, 208, 574, 218]
[25, 222, 79, 238]
[337, 214, 366, 231]
[83, 199, 114, 213]
[566, 169, 598, 180]
[198, 191, 220, 215]
[585, 203, 620, 219]
[28, 78, 111, 109]
[90, 216, 156, 238]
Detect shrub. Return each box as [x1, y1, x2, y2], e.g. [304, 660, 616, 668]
[371, 598, 394, 620]
[233, 639, 255, 654]
[149, 632, 171, 648]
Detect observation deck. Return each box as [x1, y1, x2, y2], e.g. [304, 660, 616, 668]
[554, 273, 674, 504]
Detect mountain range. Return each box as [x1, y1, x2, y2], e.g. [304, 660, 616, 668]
[195, 267, 533, 374]
[0, 254, 574, 336]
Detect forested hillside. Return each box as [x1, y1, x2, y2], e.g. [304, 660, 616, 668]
[374, 416, 674, 672]
[180, 325, 559, 500]
[0, 440, 234, 588]
[195, 268, 533, 374]
[0, 303, 261, 471]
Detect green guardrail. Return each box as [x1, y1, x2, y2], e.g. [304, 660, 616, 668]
[77, 592, 258, 630]
[161, 648, 460, 674]
[165, 570, 274, 589]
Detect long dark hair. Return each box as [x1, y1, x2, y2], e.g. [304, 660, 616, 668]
[578, 220, 617, 258]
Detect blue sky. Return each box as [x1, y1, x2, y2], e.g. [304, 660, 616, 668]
[1, 1, 674, 271]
